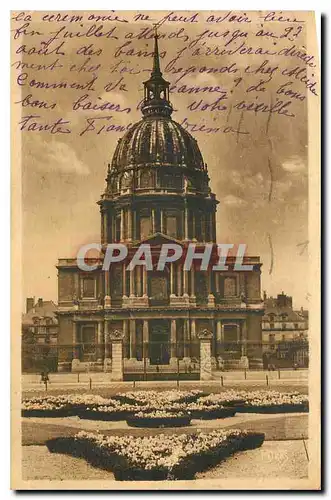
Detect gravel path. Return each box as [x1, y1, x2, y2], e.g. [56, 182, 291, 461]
[22, 440, 308, 481]
[197, 440, 308, 479]
[22, 413, 308, 445]
[22, 446, 114, 480]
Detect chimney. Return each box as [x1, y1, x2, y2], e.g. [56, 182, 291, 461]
[37, 298, 43, 308]
[26, 298, 34, 313]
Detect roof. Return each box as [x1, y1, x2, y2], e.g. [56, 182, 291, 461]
[22, 300, 58, 326]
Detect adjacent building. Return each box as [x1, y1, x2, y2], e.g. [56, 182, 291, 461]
[22, 298, 58, 372]
[56, 35, 264, 376]
[262, 292, 309, 368]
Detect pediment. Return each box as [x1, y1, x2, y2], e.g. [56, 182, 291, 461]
[137, 232, 183, 247]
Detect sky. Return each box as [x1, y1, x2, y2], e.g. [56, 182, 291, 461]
[13, 10, 314, 310]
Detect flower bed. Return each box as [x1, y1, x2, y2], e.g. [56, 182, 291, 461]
[46, 429, 265, 480]
[188, 405, 236, 420]
[22, 394, 110, 418]
[234, 391, 309, 413]
[77, 402, 140, 421]
[197, 392, 245, 408]
[21, 390, 309, 419]
[126, 411, 191, 428]
[113, 390, 204, 407]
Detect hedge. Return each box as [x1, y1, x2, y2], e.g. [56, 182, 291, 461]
[126, 415, 191, 428]
[46, 431, 265, 481]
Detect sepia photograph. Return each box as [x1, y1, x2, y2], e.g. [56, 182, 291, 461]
[10, 9, 320, 490]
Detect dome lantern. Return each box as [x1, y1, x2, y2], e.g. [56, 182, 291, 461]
[141, 32, 173, 118]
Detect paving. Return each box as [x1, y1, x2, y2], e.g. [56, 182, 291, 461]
[22, 440, 308, 482]
[22, 412, 308, 445]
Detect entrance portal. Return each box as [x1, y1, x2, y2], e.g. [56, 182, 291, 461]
[149, 319, 170, 365]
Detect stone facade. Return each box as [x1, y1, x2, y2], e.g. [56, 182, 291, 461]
[56, 35, 264, 376]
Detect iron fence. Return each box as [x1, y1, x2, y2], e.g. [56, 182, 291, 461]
[22, 339, 308, 373]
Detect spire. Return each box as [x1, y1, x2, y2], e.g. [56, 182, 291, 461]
[141, 29, 173, 118]
[152, 31, 162, 77]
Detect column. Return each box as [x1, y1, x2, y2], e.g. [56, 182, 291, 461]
[183, 268, 189, 297]
[170, 263, 175, 296]
[143, 320, 149, 360]
[184, 204, 189, 240]
[104, 211, 109, 243]
[191, 318, 197, 359]
[97, 321, 103, 362]
[241, 320, 248, 357]
[183, 319, 190, 359]
[123, 319, 129, 358]
[212, 213, 217, 242]
[216, 320, 222, 343]
[198, 329, 213, 380]
[207, 267, 215, 307]
[129, 319, 136, 359]
[170, 319, 177, 362]
[191, 319, 196, 339]
[120, 208, 125, 241]
[71, 321, 80, 371]
[143, 267, 148, 297]
[215, 273, 220, 294]
[104, 320, 110, 359]
[152, 208, 156, 234]
[127, 208, 132, 241]
[72, 322, 79, 359]
[138, 267, 143, 296]
[104, 270, 111, 308]
[160, 209, 164, 234]
[192, 212, 196, 240]
[130, 268, 135, 297]
[100, 210, 105, 244]
[209, 213, 214, 242]
[177, 264, 182, 296]
[190, 268, 195, 297]
[109, 330, 125, 381]
[121, 262, 126, 297]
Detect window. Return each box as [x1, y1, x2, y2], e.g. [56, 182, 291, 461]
[140, 170, 154, 189]
[80, 325, 96, 361]
[282, 323, 286, 330]
[115, 216, 121, 242]
[223, 324, 240, 353]
[294, 323, 299, 329]
[81, 278, 95, 298]
[121, 171, 132, 189]
[165, 215, 178, 238]
[270, 322, 275, 329]
[38, 326, 46, 334]
[269, 333, 275, 343]
[224, 277, 237, 297]
[140, 216, 152, 240]
[282, 334, 286, 341]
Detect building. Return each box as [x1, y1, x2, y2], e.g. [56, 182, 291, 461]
[56, 35, 264, 377]
[22, 298, 58, 372]
[262, 292, 309, 368]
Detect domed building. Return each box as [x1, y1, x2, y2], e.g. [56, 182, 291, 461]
[56, 35, 264, 377]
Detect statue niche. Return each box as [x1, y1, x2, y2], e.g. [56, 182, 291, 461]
[148, 270, 169, 305]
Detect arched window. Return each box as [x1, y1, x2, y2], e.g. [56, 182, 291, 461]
[121, 171, 132, 189]
[140, 209, 152, 239]
[140, 170, 154, 189]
